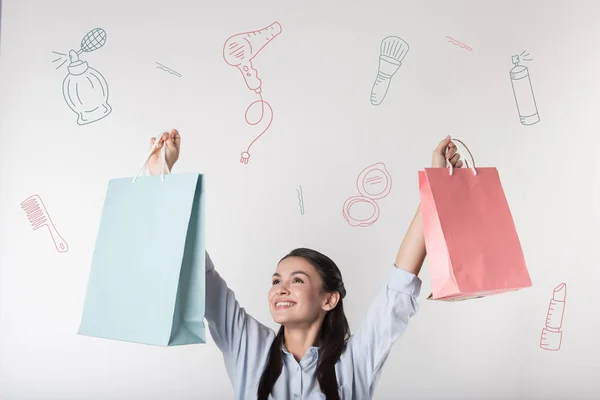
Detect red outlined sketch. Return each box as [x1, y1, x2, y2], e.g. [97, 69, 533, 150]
[223, 22, 282, 164]
[446, 36, 473, 51]
[343, 163, 392, 227]
[540, 283, 567, 351]
[20, 194, 69, 253]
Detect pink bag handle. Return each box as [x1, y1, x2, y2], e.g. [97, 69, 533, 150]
[445, 138, 478, 176]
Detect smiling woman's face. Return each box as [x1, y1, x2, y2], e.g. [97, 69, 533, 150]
[268, 256, 328, 326]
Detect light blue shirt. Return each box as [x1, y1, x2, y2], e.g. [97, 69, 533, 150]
[204, 252, 422, 400]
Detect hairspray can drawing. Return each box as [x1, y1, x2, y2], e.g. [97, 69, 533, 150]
[510, 54, 539, 125]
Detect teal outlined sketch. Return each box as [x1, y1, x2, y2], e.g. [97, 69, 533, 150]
[53, 28, 111, 125]
[155, 62, 182, 77]
[296, 185, 305, 215]
[509, 51, 539, 126]
[370, 36, 409, 106]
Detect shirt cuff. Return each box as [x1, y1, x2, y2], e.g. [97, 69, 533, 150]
[387, 264, 422, 297]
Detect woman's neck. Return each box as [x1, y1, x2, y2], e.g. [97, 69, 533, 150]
[283, 323, 321, 362]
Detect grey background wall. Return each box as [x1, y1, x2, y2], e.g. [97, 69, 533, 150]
[1, 0, 599, 399]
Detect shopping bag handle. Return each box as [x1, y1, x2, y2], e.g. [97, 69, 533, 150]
[132, 132, 171, 183]
[445, 138, 478, 176]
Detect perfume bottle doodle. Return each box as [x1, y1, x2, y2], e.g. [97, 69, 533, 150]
[540, 283, 567, 351]
[52, 28, 111, 125]
[343, 163, 392, 227]
[370, 36, 409, 106]
[509, 51, 539, 126]
[223, 22, 282, 164]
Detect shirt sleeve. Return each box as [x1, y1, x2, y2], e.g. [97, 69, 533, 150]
[348, 264, 422, 391]
[204, 252, 273, 383]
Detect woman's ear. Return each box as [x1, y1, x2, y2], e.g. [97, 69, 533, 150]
[322, 291, 341, 311]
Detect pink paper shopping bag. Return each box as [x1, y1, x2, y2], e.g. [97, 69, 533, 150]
[419, 139, 532, 301]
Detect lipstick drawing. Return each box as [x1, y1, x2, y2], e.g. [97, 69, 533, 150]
[540, 283, 567, 351]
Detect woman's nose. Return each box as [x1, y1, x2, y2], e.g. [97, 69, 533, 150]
[276, 285, 290, 295]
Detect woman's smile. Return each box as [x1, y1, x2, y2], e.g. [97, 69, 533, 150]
[274, 300, 297, 309]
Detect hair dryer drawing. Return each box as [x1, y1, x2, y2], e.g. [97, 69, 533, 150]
[223, 22, 282, 93]
[223, 22, 282, 165]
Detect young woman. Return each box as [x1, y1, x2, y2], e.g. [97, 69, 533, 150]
[148, 130, 463, 400]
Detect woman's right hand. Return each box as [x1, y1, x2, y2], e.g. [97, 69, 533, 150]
[148, 129, 181, 175]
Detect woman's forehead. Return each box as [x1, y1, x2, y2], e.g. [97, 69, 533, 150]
[275, 257, 314, 275]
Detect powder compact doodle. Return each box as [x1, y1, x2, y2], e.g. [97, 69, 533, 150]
[343, 162, 392, 227]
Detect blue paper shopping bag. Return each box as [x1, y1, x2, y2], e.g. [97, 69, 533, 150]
[78, 171, 206, 346]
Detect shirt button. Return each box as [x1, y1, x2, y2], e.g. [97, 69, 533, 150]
[296, 366, 300, 371]
[293, 395, 300, 399]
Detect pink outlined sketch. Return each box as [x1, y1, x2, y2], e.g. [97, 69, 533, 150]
[20, 194, 69, 253]
[223, 22, 282, 165]
[540, 283, 567, 351]
[446, 36, 473, 51]
[343, 163, 392, 227]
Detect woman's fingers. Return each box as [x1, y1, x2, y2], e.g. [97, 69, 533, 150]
[449, 153, 460, 165]
[166, 129, 180, 150]
[446, 144, 457, 160]
[435, 135, 452, 154]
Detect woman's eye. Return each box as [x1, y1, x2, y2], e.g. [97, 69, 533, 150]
[293, 278, 303, 283]
[272, 280, 279, 285]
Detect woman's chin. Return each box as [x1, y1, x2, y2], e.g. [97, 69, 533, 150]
[272, 315, 289, 324]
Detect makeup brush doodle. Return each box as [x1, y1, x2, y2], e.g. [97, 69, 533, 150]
[370, 36, 409, 106]
[446, 36, 473, 51]
[20, 195, 69, 253]
[343, 163, 392, 227]
[540, 283, 567, 351]
[296, 185, 305, 215]
[510, 50, 539, 126]
[155, 62, 182, 77]
[223, 22, 282, 165]
[52, 28, 111, 125]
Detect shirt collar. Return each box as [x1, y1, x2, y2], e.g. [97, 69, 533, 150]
[281, 342, 320, 356]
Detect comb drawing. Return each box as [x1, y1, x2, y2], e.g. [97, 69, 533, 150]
[223, 22, 282, 164]
[155, 62, 182, 77]
[370, 36, 409, 106]
[343, 163, 392, 227]
[446, 36, 473, 51]
[509, 50, 539, 126]
[296, 185, 305, 215]
[20, 195, 69, 253]
[52, 28, 111, 125]
[540, 283, 567, 351]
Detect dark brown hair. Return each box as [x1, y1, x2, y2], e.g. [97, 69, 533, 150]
[257, 248, 350, 400]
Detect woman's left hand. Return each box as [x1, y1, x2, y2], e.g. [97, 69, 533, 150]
[432, 136, 464, 169]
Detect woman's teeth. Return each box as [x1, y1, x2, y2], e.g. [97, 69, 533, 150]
[275, 302, 296, 308]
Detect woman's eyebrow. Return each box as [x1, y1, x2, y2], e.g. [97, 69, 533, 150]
[272, 271, 311, 279]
